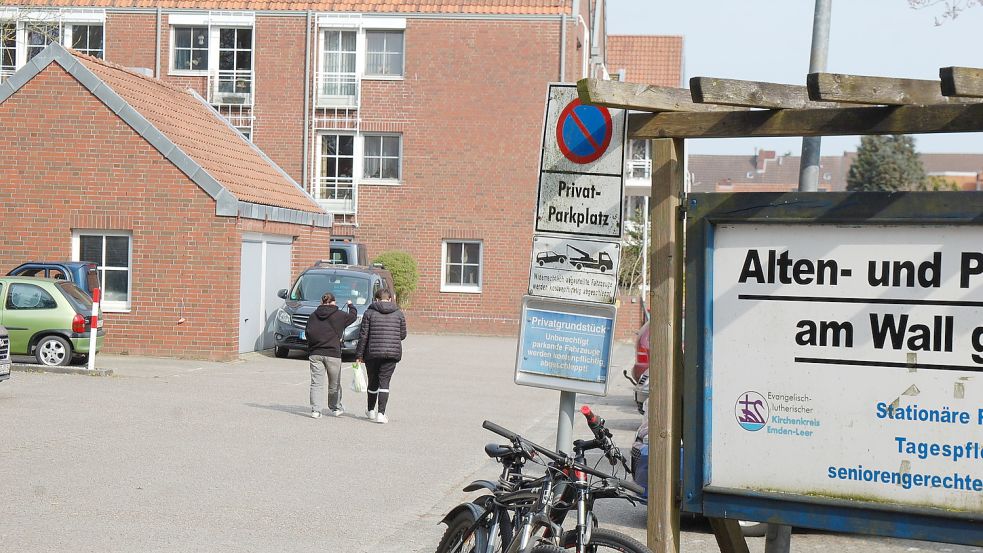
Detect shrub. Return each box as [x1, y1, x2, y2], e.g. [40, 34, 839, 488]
[373, 251, 419, 307]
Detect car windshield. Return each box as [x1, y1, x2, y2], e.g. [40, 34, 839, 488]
[289, 273, 371, 306]
[57, 281, 93, 313]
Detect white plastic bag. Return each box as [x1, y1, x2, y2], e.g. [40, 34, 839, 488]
[350, 361, 368, 393]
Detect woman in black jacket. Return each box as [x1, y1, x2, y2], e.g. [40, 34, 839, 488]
[355, 289, 407, 424]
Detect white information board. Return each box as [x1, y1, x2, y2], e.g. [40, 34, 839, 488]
[529, 235, 620, 304]
[710, 224, 983, 513]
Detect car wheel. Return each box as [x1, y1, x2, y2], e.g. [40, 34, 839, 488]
[538, 260, 545, 266]
[36, 336, 72, 367]
[575, 263, 583, 270]
[559, 256, 566, 263]
[600, 266, 607, 273]
[739, 521, 768, 538]
[274, 346, 289, 359]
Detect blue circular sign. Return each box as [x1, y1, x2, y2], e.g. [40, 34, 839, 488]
[556, 99, 613, 164]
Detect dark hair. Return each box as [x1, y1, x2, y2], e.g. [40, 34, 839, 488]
[321, 292, 336, 304]
[375, 289, 392, 301]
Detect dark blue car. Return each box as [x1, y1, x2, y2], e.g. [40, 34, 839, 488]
[8, 262, 101, 298]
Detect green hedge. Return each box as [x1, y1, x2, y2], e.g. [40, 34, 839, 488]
[373, 251, 419, 307]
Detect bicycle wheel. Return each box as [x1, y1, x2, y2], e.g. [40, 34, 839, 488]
[559, 527, 653, 553]
[435, 510, 481, 553]
[435, 508, 510, 553]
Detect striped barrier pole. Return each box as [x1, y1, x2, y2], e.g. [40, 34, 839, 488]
[87, 288, 100, 372]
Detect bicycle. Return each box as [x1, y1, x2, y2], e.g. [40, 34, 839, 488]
[435, 409, 653, 553]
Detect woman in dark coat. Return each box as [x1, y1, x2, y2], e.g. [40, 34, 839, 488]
[355, 288, 407, 424]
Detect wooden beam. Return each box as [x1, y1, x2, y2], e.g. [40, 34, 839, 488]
[807, 72, 976, 105]
[941, 67, 983, 98]
[577, 78, 741, 113]
[709, 518, 751, 553]
[647, 138, 684, 553]
[629, 102, 983, 139]
[690, 76, 845, 109]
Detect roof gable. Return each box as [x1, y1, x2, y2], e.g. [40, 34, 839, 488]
[0, 43, 331, 227]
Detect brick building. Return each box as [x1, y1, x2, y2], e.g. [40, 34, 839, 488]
[0, 44, 332, 360]
[0, 0, 622, 338]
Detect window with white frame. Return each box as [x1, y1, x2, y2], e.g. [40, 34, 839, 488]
[365, 30, 403, 77]
[317, 133, 355, 203]
[320, 30, 356, 100]
[68, 24, 103, 58]
[26, 22, 59, 61]
[74, 231, 132, 311]
[363, 134, 401, 181]
[217, 27, 252, 94]
[0, 23, 14, 78]
[442, 240, 482, 292]
[173, 26, 209, 71]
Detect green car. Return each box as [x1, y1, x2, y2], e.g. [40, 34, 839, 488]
[0, 276, 105, 367]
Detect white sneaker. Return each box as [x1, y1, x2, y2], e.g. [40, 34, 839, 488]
[330, 408, 344, 417]
[366, 409, 377, 421]
[376, 413, 389, 424]
[311, 410, 322, 419]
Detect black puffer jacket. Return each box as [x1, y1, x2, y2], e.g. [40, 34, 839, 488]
[355, 301, 407, 361]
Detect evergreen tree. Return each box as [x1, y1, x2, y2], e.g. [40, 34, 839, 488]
[846, 135, 928, 191]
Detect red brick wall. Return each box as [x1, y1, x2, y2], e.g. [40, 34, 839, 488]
[96, 12, 606, 338]
[105, 13, 157, 72]
[355, 19, 562, 336]
[253, 15, 309, 182]
[0, 64, 328, 360]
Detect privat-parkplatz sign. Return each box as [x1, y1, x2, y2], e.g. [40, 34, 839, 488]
[535, 84, 626, 239]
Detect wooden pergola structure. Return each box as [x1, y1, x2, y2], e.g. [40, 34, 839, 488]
[576, 68, 983, 553]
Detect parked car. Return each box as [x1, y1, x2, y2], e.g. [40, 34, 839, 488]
[328, 239, 369, 266]
[0, 276, 104, 366]
[535, 251, 566, 265]
[7, 262, 101, 298]
[273, 263, 395, 358]
[624, 320, 650, 413]
[630, 406, 768, 538]
[0, 325, 9, 382]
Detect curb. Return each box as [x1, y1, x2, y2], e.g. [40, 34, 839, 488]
[11, 363, 114, 377]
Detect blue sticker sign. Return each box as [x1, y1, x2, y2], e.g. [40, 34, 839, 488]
[556, 99, 613, 164]
[515, 296, 615, 395]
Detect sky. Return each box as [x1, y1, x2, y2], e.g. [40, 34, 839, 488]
[606, 0, 983, 156]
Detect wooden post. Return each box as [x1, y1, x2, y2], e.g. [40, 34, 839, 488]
[647, 138, 684, 553]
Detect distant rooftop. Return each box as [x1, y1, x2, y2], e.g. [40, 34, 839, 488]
[1, 0, 574, 15]
[606, 35, 683, 87]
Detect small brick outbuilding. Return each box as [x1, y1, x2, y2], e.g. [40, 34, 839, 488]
[0, 43, 333, 361]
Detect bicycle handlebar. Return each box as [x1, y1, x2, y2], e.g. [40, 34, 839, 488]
[482, 420, 624, 482]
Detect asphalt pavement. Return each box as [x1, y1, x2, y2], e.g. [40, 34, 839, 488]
[0, 335, 979, 552]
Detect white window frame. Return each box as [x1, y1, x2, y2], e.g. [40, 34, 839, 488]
[441, 240, 483, 294]
[316, 27, 359, 107]
[363, 29, 404, 80]
[361, 133, 402, 184]
[64, 23, 104, 58]
[315, 132, 358, 214]
[72, 230, 133, 313]
[1, 10, 106, 73]
[169, 25, 210, 74]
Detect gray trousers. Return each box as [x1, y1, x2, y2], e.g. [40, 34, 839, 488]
[309, 355, 343, 412]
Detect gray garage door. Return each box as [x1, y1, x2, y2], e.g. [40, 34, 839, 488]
[238, 234, 294, 354]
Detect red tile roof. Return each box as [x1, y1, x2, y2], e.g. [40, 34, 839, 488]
[6, 0, 571, 14]
[606, 35, 683, 87]
[74, 52, 325, 214]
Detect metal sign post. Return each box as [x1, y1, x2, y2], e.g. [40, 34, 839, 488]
[517, 83, 627, 453]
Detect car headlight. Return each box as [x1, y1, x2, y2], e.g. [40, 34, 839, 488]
[277, 309, 292, 325]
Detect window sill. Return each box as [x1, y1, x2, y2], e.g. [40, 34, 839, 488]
[100, 307, 131, 314]
[440, 286, 482, 294]
[360, 179, 402, 186]
[168, 70, 208, 77]
[362, 75, 404, 81]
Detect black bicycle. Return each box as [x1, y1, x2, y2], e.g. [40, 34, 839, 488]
[435, 408, 652, 553]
